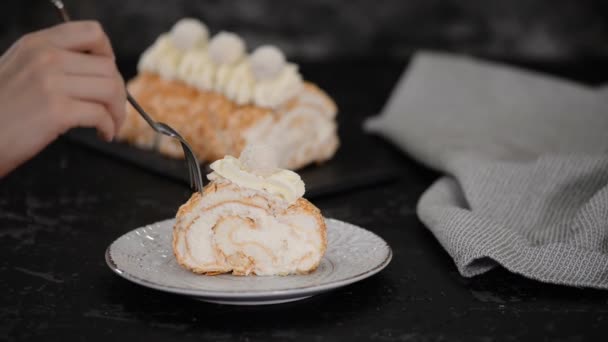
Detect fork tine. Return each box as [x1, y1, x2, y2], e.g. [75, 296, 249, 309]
[190, 152, 203, 191]
[189, 156, 197, 190]
[186, 163, 194, 188]
[185, 146, 201, 192]
[182, 143, 195, 189]
[189, 149, 203, 192]
[193, 164, 201, 190]
[179, 139, 203, 193]
[186, 159, 194, 189]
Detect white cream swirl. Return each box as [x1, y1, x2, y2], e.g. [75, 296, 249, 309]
[213, 64, 233, 93]
[138, 34, 183, 80]
[207, 154, 305, 205]
[254, 64, 303, 108]
[169, 18, 209, 51]
[224, 61, 255, 105]
[177, 48, 215, 90]
[250, 45, 286, 80]
[208, 32, 246, 65]
[239, 144, 279, 175]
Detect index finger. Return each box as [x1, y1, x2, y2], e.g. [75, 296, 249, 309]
[39, 21, 114, 58]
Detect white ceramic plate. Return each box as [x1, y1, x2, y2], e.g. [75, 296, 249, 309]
[105, 218, 392, 305]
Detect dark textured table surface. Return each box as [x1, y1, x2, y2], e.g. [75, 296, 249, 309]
[2, 60, 608, 341]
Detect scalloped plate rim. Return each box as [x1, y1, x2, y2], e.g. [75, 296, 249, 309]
[105, 218, 392, 301]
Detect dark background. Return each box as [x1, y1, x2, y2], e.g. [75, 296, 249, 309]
[3, 1, 608, 341]
[2, 0, 608, 65]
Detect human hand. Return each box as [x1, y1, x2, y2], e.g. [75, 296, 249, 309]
[0, 21, 126, 177]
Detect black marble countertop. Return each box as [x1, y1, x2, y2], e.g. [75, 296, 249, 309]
[2, 60, 608, 341]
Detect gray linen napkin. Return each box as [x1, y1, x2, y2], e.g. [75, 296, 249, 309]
[365, 51, 608, 289]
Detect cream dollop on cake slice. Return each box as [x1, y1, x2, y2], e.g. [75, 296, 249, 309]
[238, 144, 280, 176]
[173, 144, 326, 276]
[207, 144, 304, 204]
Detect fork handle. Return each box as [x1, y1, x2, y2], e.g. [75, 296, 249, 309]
[126, 93, 157, 128]
[51, 0, 71, 21]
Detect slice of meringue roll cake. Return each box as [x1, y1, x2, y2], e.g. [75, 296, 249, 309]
[173, 145, 327, 276]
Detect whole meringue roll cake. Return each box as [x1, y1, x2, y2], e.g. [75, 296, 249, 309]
[118, 18, 339, 170]
[173, 145, 327, 276]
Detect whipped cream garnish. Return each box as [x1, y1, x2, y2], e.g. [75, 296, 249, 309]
[170, 18, 209, 51]
[138, 34, 182, 80]
[208, 145, 305, 204]
[239, 144, 279, 175]
[209, 32, 247, 94]
[177, 48, 215, 90]
[254, 63, 303, 108]
[250, 45, 286, 80]
[138, 20, 304, 108]
[224, 61, 256, 105]
[214, 64, 233, 93]
[208, 32, 246, 65]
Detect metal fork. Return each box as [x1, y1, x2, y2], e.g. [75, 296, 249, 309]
[49, 0, 204, 193]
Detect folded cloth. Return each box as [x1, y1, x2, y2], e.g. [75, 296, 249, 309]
[365, 51, 608, 289]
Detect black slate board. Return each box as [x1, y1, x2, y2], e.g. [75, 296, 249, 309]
[65, 128, 403, 199]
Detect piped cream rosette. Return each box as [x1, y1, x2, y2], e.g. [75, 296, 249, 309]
[173, 145, 327, 276]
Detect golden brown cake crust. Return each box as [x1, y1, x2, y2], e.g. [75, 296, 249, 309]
[173, 182, 327, 276]
[117, 73, 338, 168]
